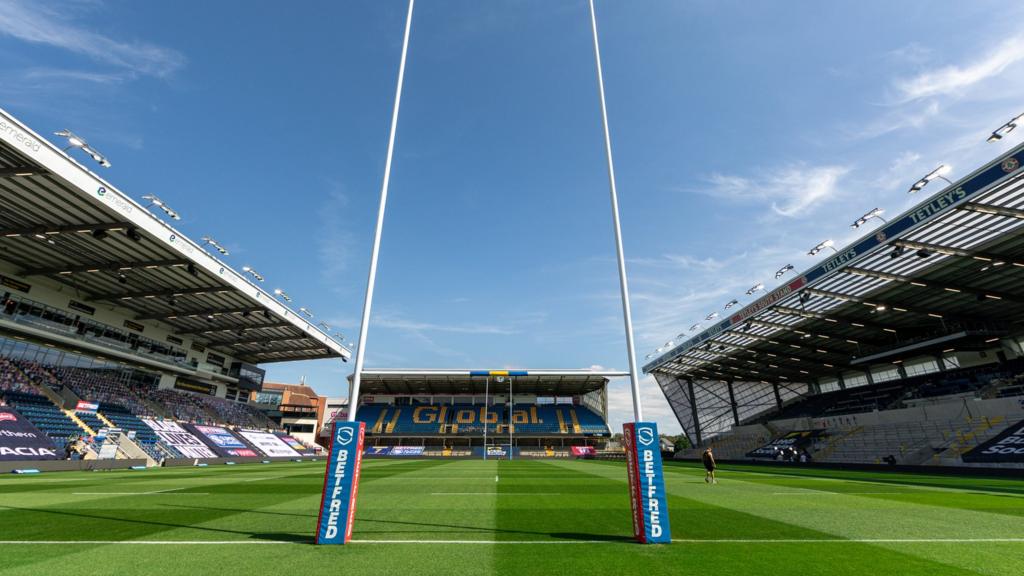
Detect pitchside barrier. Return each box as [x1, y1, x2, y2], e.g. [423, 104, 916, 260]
[623, 422, 672, 543]
[315, 421, 365, 544]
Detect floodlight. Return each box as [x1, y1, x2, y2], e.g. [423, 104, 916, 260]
[299, 307, 314, 318]
[987, 112, 1024, 142]
[55, 129, 111, 168]
[808, 239, 836, 256]
[141, 194, 181, 220]
[774, 264, 794, 279]
[241, 265, 265, 282]
[851, 207, 887, 229]
[746, 283, 765, 295]
[274, 288, 292, 302]
[318, 322, 331, 332]
[908, 164, 951, 193]
[723, 299, 739, 310]
[689, 323, 701, 331]
[201, 236, 230, 256]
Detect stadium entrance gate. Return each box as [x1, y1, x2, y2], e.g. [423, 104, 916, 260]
[315, 0, 671, 545]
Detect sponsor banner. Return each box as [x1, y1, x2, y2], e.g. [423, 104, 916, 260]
[962, 420, 1024, 463]
[237, 430, 301, 458]
[571, 446, 596, 457]
[746, 430, 824, 459]
[389, 446, 425, 456]
[623, 422, 671, 544]
[184, 424, 258, 458]
[0, 407, 59, 460]
[315, 421, 365, 545]
[141, 419, 217, 458]
[74, 401, 99, 414]
[277, 433, 316, 456]
[364, 446, 392, 456]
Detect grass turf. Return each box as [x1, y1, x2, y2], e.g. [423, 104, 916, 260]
[0, 459, 1022, 575]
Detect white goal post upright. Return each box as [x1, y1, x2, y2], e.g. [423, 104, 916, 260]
[347, 0, 416, 424]
[588, 0, 644, 422]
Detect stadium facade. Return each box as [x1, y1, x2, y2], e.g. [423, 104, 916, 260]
[0, 106, 347, 469]
[644, 140, 1024, 468]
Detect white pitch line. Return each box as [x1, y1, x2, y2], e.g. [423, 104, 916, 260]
[0, 537, 288, 541]
[771, 492, 909, 496]
[241, 476, 289, 482]
[429, 492, 563, 496]
[0, 538, 1022, 545]
[72, 487, 188, 495]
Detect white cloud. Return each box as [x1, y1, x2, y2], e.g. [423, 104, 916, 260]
[605, 375, 682, 435]
[0, 0, 185, 77]
[703, 165, 849, 218]
[23, 67, 126, 84]
[894, 35, 1024, 103]
[374, 314, 517, 336]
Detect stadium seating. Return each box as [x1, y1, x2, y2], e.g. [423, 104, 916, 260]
[52, 367, 157, 417]
[2, 390, 87, 442]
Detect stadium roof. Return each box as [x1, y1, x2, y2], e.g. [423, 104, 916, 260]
[0, 107, 350, 365]
[355, 369, 627, 396]
[643, 142, 1024, 385]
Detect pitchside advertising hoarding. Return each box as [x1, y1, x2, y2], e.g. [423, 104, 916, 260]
[0, 407, 59, 460]
[237, 430, 301, 458]
[962, 420, 1024, 463]
[315, 421, 365, 545]
[141, 419, 217, 458]
[184, 424, 259, 458]
[623, 422, 671, 544]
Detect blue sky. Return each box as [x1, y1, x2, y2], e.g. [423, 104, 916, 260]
[2, 0, 1024, 434]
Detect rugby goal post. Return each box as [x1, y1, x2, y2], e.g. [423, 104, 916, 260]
[315, 0, 670, 545]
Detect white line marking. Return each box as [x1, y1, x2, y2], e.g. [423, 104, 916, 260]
[429, 493, 563, 496]
[0, 537, 290, 541]
[771, 492, 909, 496]
[71, 487, 207, 494]
[241, 476, 288, 483]
[0, 538, 1021, 545]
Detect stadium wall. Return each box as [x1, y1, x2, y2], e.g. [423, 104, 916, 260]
[0, 458, 147, 474]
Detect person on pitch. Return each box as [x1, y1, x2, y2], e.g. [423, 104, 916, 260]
[702, 447, 717, 484]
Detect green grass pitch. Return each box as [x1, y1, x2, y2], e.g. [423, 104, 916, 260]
[1, 459, 1022, 575]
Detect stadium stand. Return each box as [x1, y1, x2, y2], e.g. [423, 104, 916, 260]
[357, 402, 610, 437]
[2, 391, 86, 442]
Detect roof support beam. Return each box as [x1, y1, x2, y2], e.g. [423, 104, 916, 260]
[204, 335, 308, 347]
[960, 201, 1024, 220]
[0, 221, 132, 237]
[845, 267, 1024, 304]
[0, 166, 44, 178]
[138, 306, 266, 321]
[21, 258, 190, 276]
[804, 287, 1009, 326]
[892, 239, 1024, 267]
[173, 320, 292, 336]
[93, 286, 231, 302]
